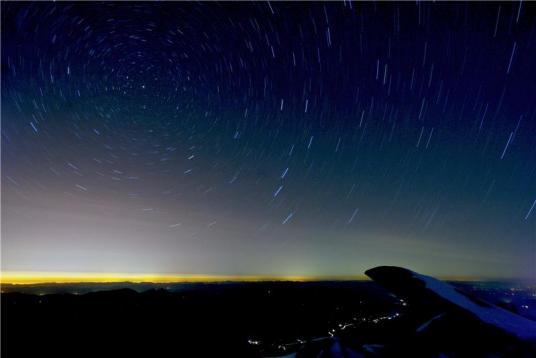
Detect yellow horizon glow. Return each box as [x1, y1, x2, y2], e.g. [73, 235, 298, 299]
[0, 271, 499, 285]
[1, 271, 369, 285]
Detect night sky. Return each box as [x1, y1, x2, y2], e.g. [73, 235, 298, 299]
[2, 2, 535, 280]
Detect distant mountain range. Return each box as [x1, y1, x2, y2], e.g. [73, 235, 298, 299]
[2, 267, 535, 357]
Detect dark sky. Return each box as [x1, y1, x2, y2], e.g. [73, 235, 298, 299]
[2, 2, 535, 279]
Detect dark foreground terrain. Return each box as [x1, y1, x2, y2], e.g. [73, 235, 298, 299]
[2, 278, 535, 357]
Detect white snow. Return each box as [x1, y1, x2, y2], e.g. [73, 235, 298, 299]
[412, 272, 536, 341]
[416, 312, 446, 333]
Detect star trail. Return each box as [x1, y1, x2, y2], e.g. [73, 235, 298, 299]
[1, 2, 535, 280]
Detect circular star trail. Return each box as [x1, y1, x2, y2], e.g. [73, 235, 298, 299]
[2, 2, 535, 278]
